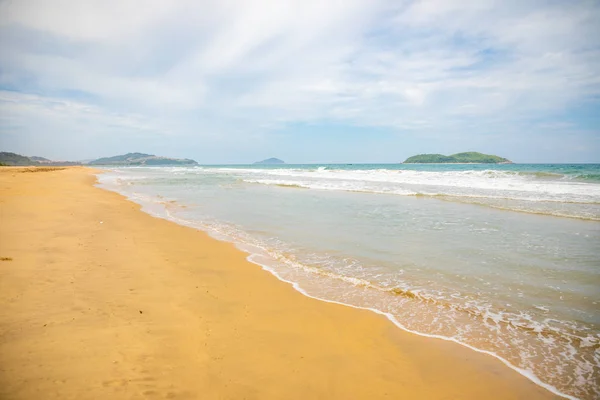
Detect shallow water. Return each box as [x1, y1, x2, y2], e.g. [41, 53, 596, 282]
[98, 163, 600, 399]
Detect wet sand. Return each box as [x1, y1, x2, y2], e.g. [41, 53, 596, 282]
[0, 167, 558, 399]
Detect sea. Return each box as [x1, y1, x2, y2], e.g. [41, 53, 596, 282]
[97, 163, 600, 400]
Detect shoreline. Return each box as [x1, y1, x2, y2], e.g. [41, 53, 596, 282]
[117, 177, 579, 400]
[1, 167, 561, 399]
[243, 256, 577, 400]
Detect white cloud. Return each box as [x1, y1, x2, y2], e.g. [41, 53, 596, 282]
[0, 0, 598, 160]
[0, 0, 175, 41]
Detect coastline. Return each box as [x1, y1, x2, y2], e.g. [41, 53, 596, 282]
[0, 167, 560, 399]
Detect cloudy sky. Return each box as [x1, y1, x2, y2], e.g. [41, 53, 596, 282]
[1, 0, 599, 163]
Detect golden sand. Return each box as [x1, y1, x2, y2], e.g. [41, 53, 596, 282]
[0, 167, 558, 399]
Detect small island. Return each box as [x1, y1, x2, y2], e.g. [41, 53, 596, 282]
[254, 157, 285, 164]
[403, 152, 512, 164]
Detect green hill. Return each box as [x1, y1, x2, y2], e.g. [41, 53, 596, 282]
[89, 152, 198, 166]
[403, 152, 511, 164]
[0, 152, 39, 166]
[0, 152, 197, 167]
[0, 152, 83, 166]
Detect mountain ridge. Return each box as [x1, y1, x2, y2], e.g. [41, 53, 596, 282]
[0, 152, 197, 166]
[88, 152, 198, 166]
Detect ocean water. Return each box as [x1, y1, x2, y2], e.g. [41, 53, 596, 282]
[97, 163, 600, 400]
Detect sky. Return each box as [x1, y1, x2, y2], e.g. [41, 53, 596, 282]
[0, 0, 599, 163]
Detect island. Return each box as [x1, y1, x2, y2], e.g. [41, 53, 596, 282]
[254, 157, 285, 164]
[88, 152, 198, 166]
[403, 152, 512, 164]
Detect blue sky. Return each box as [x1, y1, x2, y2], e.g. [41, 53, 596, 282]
[0, 0, 599, 163]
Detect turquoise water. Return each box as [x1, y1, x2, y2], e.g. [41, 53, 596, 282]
[98, 164, 600, 399]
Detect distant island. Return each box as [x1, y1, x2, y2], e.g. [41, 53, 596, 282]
[89, 152, 197, 166]
[403, 152, 512, 164]
[254, 157, 285, 164]
[0, 151, 197, 166]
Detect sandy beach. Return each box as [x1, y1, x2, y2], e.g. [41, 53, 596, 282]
[0, 167, 558, 400]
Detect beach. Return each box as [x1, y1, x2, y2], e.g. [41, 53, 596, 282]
[0, 167, 560, 399]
